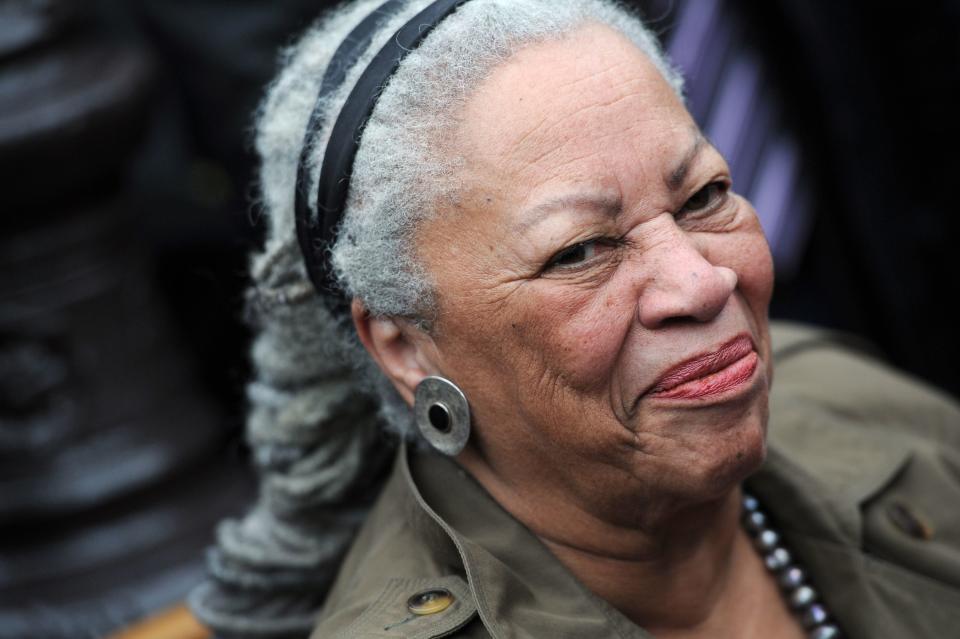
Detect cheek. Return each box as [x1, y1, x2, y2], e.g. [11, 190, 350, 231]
[700, 214, 775, 374]
[512, 283, 635, 394]
[699, 203, 775, 313]
[731, 230, 774, 309]
[434, 278, 630, 404]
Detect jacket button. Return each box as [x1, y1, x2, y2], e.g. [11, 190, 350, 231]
[407, 588, 454, 615]
[886, 502, 933, 540]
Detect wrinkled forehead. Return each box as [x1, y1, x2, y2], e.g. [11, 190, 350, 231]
[453, 22, 695, 205]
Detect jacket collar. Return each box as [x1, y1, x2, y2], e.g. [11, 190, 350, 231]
[400, 444, 651, 639]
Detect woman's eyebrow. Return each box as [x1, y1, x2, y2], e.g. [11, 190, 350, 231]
[666, 130, 707, 191]
[513, 192, 623, 234]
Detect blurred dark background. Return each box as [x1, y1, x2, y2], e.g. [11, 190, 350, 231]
[1, 0, 957, 637]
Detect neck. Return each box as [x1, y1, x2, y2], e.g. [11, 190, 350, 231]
[541, 490, 749, 632]
[460, 449, 765, 635]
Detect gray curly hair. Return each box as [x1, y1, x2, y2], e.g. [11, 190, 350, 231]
[190, 1, 682, 636]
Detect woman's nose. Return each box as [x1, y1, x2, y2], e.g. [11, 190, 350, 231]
[636, 238, 738, 329]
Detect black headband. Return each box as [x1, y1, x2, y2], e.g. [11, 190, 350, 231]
[294, 0, 470, 313]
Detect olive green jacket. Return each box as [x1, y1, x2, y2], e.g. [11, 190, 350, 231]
[311, 323, 960, 638]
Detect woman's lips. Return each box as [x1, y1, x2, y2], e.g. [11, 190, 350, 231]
[648, 335, 758, 401]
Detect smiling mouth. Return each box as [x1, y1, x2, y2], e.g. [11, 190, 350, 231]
[646, 334, 758, 401]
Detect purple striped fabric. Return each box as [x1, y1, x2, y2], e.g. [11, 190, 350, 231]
[666, 0, 811, 277]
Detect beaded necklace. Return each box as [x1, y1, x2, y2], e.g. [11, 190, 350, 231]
[742, 493, 842, 639]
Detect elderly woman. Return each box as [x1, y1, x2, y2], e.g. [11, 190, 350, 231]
[191, 0, 960, 637]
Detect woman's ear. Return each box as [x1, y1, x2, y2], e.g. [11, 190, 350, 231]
[351, 298, 434, 405]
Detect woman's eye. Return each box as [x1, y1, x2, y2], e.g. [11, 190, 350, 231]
[546, 239, 609, 271]
[679, 181, 729, 216]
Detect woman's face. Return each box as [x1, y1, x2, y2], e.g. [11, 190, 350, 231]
[414, 24, 774, 516]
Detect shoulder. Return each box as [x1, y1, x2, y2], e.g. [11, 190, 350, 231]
[767, 321, 960, 602]
[769, 320, 960, 445]
[310, 450, 486, 639]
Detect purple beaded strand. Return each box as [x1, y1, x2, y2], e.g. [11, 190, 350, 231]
[742, 493, 842, 639]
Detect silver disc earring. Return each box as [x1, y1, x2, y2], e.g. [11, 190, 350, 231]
[414, 376, 471, 456]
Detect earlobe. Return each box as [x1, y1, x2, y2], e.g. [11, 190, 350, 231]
[351, 299, 432, 405]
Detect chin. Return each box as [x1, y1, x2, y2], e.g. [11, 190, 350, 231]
[687, 411, 768, 501]
[620, 383, 770, 512]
